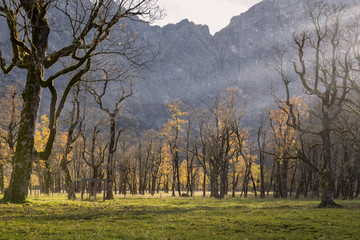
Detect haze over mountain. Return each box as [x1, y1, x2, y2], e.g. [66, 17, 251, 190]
[131, 0, 358, 128]
[130, 0, 313, 128]
[0, 0, 358, 129]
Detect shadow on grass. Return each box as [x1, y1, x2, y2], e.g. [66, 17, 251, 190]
[0, 197, 32, 205]
[2, 196, 359, 223]
[1, 204, 218, 222]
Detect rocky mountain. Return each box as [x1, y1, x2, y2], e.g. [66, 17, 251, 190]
[132, 0, 359, 128]
[1, 0, 358, 129]
[132, 0, 308, 128]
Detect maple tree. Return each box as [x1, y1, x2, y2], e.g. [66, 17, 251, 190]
[276, 1, 355, 207]
[268, 96, 308, 198]
[161, 99, 188, 196]
[0, 0, 161, 202]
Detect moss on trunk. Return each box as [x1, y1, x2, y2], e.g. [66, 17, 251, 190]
[3, 69, 42, 203]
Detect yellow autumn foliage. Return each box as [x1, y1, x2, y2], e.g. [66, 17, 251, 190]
[269, 95, 309, 159]
[34, 114, 50, 152]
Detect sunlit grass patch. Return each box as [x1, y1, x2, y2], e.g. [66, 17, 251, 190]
[0, 194, 359, 239]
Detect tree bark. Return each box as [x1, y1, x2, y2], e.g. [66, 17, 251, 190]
[355, 178, 360, 199]
[220, 158, 229, 199]
[105, 115, 116, 200]
[54, 171, 61, 193]
[318, 111, 340, 208]
[60, 156, 76, 200]
[3, 69, 42, 202]
[175, 153, 181, 196]
[280, 159, 288, 198]
[210, 171, 219, 198]
[259, 152, 266, 198]
[171, 160, 176, 196]
[289, 164, 297, 198]
[44, 161, 52, 195]
[2, 0, 50, 202]
[0, 163, 4, 194]
[202, 171, 206, 197]
[267, 160, 275, 197]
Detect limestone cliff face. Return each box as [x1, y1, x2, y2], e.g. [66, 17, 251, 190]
[132, 0, 358, 128]
[132, 0, 310, 127]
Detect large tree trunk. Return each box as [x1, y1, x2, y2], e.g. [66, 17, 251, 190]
[295, 167, 304, 199]
[105, 115, 116, 200]
[210, 170, 219, 198]
[151, 175, 156, 196]
[164, 175, 169, 193]
[55, 171, 61, 193]
[355, 177, 360, 199]
[186, 167, 191, 195]
[3, 70, 42, 202]
[318, 112, 339, 208]
[273, 162, 281, 198]
[138, 157, 144, 195]
[0, 163, 4, 194]
[250, 170, 258, 197]
[119, 162, 127, 194]
[219, 158, 229, 199]
[90, 166, 100, 196]
[175, 153, 181, 196]
[44, 161, 52, 195]
[280, 159, 288, 198]
[267, 160, 275, 197]
[60, 156, 76, 200]
[259, 153, 266, 198]
[219, 170, 227, 198]
[202, 170, 206, 197]
[171, 161, 176, 196]
[242, 169, 249, 198]
[289, 164, 297, 198]
[232, 172, 240, 198]
[3, 2, 50, 202]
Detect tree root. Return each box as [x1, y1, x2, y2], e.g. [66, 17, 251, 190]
[318, 199, 343, 208]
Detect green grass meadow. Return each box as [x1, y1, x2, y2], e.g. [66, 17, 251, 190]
[0, 193, 359, 239]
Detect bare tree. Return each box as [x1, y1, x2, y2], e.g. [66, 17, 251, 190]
[277, 1, 351, 207]
[136, 132, 153, 195]
[60, 85, 82, 200]
[161, 99, 188, 196]
[257, 114, 267, 198]
[87, 68, 134, 199]
[184, 117, 199, 196]
[0, 82, 22, 193]
[0, 0, 161, 202]
[195, 87, 246, 199]
[193, 109, 210, 197]
[81, 117, 108, 196]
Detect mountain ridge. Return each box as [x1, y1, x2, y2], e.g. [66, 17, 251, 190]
[0, 0, 358, 129]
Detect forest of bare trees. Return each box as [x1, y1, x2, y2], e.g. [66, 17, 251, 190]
[0, 0, 360, 209]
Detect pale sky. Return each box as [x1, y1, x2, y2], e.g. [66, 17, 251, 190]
[154, 0, 262, 34]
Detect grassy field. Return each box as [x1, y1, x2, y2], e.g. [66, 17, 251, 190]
[0, 193, 359, 240]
